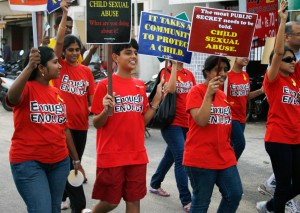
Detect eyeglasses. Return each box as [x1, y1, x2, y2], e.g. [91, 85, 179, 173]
[282, 56, 296, 63]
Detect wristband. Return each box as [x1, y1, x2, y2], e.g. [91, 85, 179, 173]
[73, 160, 81, 164]
[150, 103, 159, 110]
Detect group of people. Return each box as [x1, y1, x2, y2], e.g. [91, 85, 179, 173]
[6, 0, 300, 213]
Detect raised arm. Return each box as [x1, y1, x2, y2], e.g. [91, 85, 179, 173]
[164, 61, 177, 94]
[7, 48, 40, 105]
[54, 0, 69, 59]
[267, 0, 288, 82]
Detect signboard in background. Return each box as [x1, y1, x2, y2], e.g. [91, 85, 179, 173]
[9, 0, 47, 11]
[188, 6, 257, 57]
[47, 0, 60, 13]
[247, 0, 278, 39]
[138, 12, 192, 64]
[86, 0, 131, 44]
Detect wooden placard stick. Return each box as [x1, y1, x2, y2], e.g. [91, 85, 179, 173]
[163, 59, 168, 80]
[107, 44, 113, 116]
[212, 56, 221, 101]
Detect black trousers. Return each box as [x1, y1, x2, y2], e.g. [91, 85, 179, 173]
[63, 129, 88, 213]
[265, 142, 300, 213]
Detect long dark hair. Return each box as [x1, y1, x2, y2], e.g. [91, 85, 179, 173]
[202, 55, 230, 78]
[63, 34, 82, 52]
[24, 47, 55, 81]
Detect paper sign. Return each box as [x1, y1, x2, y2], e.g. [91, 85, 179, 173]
[47, 0, 60, 13]
[9, 0, 47, 11]
[261, 37, 275, 65]
[86, 0, 131, 44]
[188, 6, 257, 57]
[138, 12, 192, 64]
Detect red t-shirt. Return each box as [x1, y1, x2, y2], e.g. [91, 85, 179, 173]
[161, 68, 196, 128]
[9, 81, 69, 163]
[52, 59, 95, 130]
[91, 74, 149, 168]
[263, 70, 300, 144]
[183, 84, 236, 169]
[226, 70, 250, 123]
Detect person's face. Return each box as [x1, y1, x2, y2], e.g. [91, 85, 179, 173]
[206, 61, 229, 84]
[286, 24, 300, 49]
[235, 57, 249, 67]
[65, 20, 73, 36]
[280, 51, 296, 74]
[113, 47, 138, 72]
[44, 55, 61, 79]
[64, 42, 81, 64]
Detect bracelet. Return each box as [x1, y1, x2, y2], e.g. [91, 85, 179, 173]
[73, 160, 81, 164]
[150, 103, 159, 110]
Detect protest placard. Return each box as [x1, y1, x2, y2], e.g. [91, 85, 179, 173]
[138, 11, 192, 64]
[86, 0, 131, 44]
[188, 6, 257, 57]
[9, 0, 47, 11]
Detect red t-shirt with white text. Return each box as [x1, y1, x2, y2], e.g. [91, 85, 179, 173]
[91, 74, 149, 168]
[183, 84, 236, 169]
[226, 70, 250, 123]
[161, 67, 196, 128]
[9, 81, 69, 163]
[52, 59, 95, 130]
[263, 70, 300, 144]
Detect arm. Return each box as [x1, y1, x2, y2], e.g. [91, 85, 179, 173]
[93, 92, 115, 128]
[53, 0, 69, 59]
[267, 1, 288, 82]
[248, 86, 264, 100]
[144, 78, 164, 125]
[82, 45, 99, 66]
[164, 61, 177, 94]
[7, 48, 40, 105]
[190, 77, 220, 127]
[65, 128, 82, 174]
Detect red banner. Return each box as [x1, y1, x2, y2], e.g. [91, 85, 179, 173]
[247, 0, 278, 39]
[188, 6, 257, 57]
[9, 0, 47, 11]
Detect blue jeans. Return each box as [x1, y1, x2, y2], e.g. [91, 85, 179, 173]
[185, 165, 243, 213]
[150, 125, 191, 206]
[10, 157, 70, 213]
[231, 120, 246, 160]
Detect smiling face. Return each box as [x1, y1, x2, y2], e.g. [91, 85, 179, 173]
[46, 56, 61, 79]
[64, 42, 81, 65]
[113, 47, 138, 73]
[235, 57, 249, 67]
[280, 51, 296, 75]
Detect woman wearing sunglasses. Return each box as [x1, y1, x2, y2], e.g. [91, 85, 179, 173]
[256, 1, 300, 212]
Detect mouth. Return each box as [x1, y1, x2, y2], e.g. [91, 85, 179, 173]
[129, 60, 136, 65]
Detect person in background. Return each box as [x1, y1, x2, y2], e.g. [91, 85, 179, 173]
[184, 55, 243, 213]
[87, 38, 163, 213]
[1, 38, 11, 63]
[52, 1, 95, 212]
[149, 60, 195, 212]
[226, 57, 264, 160]
[83, 44, 101, 75]
[257, 17, 300, 213]
[256, 1, 300, 212]
[7, 46, 82, 213]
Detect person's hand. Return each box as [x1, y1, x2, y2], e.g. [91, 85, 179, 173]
[28, 48, 40, 69]
[60, 0, 69, 13]
[42, 31, 50, 46]
[103, 92, 115, 113]
[90, 45, 100, 54]
[278, 0, 288, 20]
[155, 77, 165, 101]
[207, 76, 221, 97]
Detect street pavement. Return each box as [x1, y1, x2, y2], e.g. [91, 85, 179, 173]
[0, 106, 296, 213]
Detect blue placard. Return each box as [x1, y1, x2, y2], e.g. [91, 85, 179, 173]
[138, 12, 192, 64]
[47, 0, 60, 13]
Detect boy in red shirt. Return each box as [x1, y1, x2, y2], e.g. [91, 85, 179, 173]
[90, 39, 163, 213]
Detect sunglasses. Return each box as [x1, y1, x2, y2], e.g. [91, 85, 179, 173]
[282, 56, 296, 63]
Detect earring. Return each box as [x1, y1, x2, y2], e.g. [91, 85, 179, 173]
[42, 73, 45, 77]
